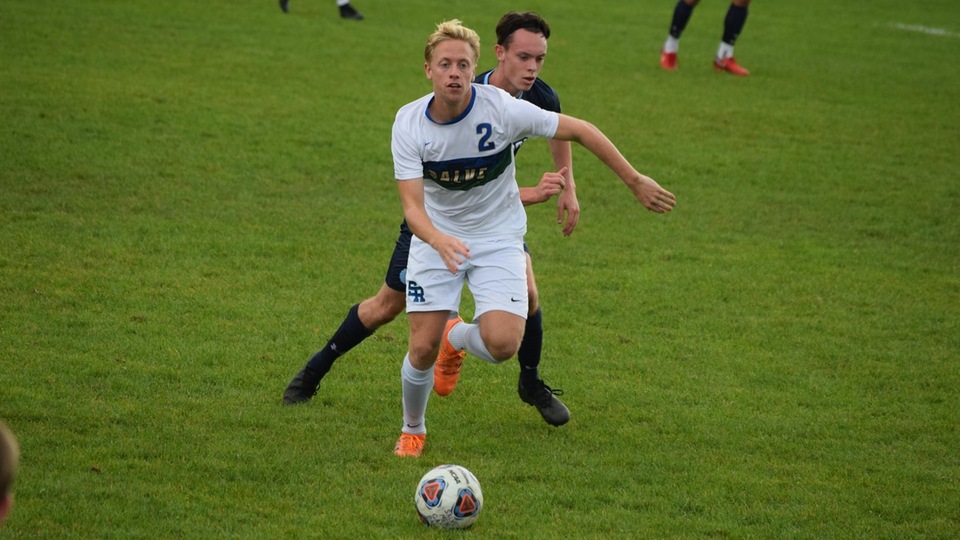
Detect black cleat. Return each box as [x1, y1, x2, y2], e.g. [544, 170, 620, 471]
[518, 378, 570, 426]
[339, 3, 364, 20]
[283, 367, 321, 405]
[279, 0, 289, 13]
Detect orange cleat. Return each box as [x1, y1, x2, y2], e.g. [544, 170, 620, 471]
[659, 50, 678, 70]
[393, 433, 426, 457]
[713, 56, 750, 76]
[433, 317, 466, 397]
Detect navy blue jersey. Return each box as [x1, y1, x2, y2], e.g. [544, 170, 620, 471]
[474, 70, 561, 114]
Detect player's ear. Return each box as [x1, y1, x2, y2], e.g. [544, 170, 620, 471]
[494, 44, 505, 61]
[424, 61, 432, 79]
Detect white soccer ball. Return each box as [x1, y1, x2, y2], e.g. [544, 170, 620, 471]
[414, 464, 483, 529]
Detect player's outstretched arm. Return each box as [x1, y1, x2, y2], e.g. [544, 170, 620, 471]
[397, 178, 469, 273]
[553, 115, 676, 214]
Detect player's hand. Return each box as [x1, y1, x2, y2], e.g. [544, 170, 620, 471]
[532, 167, 566, 204]
[431, 234, 470, 274]
[556, 182, 580, 236]
[633, 175, 676, 214]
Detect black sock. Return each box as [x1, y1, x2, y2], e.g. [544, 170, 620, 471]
[517, 309, 543, 384]
[669, 0, 696, 39]
[722, 4, 749, 45]
[305, 303, 374, 379]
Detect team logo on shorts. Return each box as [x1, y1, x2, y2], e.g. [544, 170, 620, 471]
[407, 281, 426, 303]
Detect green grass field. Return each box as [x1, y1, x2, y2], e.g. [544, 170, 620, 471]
[2, 0, 958, 537]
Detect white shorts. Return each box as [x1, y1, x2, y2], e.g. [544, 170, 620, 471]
[406, 235, 528, 319]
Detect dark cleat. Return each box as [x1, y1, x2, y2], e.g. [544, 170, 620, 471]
[518, 378, 570, 426]
[283, 367, 321, 405]
[339, 3, 364, 20]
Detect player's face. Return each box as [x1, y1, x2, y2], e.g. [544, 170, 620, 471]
[495, 29, 547, 96]
[425, 40, 476, 106]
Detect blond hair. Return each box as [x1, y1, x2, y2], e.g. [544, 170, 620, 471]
[0, 422, 18, 498]
[423, 19, 481, 64]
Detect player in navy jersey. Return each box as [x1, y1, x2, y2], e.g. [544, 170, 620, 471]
[659, 0, 752, 76]
[278, 0, 363, 20]
[282, 13, 576, 426]
[432, 12, 580, 425]
[393, 19, 674, 457]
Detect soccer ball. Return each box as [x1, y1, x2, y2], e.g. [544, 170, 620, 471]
[414, 464, 483, 529]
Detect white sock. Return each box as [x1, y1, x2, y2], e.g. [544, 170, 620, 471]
[336, 0, 349, 7]
[663, 36, 680, 54]
[400, 354, 431, 435]
[717, 42, 734, 60]
[448, 321, 504, 364]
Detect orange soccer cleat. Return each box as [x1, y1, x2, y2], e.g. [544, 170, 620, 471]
[713, 56, 750, 76]
[393, 433, 426, 457]
[433, 316, 466, 397]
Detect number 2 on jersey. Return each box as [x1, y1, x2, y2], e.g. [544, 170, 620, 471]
[476, 123, 494, 152]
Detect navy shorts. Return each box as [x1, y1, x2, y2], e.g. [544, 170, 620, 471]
[384, 221, 412, 292]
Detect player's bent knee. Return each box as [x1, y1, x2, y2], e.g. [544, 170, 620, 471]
[485, 338, 521, 362]
[477, 311, 524, 360]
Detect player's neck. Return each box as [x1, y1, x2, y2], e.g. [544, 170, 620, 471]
[488, 69, 522, 98]
[429, 88, 473, 123]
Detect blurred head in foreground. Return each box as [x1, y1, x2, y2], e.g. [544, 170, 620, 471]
[0, 421, 19, 525]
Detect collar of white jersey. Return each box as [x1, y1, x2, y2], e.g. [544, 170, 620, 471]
[425, 85, 478, 126]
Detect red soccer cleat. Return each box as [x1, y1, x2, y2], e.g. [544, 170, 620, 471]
[713, 56, 750, 76]
[660, 50, 678, 70]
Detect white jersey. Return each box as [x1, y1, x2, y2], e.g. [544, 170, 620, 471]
[392, 84, 559, 240]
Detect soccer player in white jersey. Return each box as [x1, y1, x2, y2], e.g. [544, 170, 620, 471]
[282, 13, 573, 428]
[393, 19, 677, 457]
